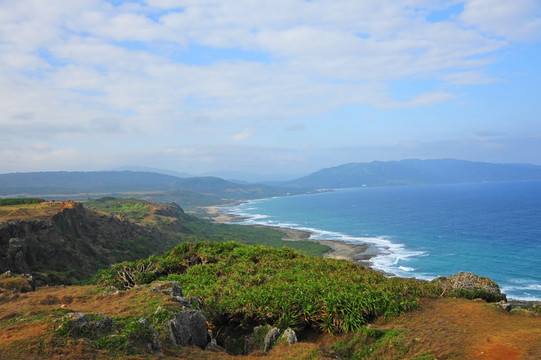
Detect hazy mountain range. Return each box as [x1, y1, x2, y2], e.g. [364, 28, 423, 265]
[282, 159, 541, 188]
[2, 160, 541, 207]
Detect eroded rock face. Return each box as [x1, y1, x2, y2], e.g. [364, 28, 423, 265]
[168, 310, 209, 349]
[7, 238, 28, 273]
[138, 318, 162, 355]
[431, 271, 506, 302]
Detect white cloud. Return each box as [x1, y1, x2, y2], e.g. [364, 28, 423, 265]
[230, 128, 254, 141]
[0, 0, 539, 172]
[460, 0, 541, 41]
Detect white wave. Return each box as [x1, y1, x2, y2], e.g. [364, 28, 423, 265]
[220, 202, 429, 279]
[399, 266, 415, 272]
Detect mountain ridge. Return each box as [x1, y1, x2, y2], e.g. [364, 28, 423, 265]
[284, 159, 541, 188]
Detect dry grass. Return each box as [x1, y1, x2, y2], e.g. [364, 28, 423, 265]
[1, 285, 540, 360]
[0, 202, 75, 222]
[375, 297, 541, 360]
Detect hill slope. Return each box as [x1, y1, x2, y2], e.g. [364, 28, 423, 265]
[285, 159, 541, 188]
[0, 171, 303, 209]
[0, 198, 329, 285]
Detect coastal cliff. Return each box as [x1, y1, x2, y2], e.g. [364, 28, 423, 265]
[0, 201, 182, 284]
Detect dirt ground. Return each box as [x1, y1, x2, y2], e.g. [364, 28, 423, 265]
[1, 287, 540, 359]
[378, 297, 541, 360]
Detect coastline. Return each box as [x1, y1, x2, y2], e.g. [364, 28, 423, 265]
[201, 204, 381, 269]
[201, 203, 541, 303]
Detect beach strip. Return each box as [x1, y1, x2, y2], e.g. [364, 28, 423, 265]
[201, 205, 380, 268]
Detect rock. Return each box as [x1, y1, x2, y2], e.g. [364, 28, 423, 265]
[281, 328, 297, 344]
[137, 318, 162, 355]
[7, 238, 29, 273]
[61, 312, 114, 336]
[102, 286, 119, 297]
[431, 272, 506, 302]
[171, 283, 183, 297]
[168, 310, 209, 349]
[205, 337, 218, 351]
[499, 301, 512, 312]
[65, 312, 89, 331]
[172, 296, 191, 307]
[94, 316, 114, 334]
[263, 327, 281, 352]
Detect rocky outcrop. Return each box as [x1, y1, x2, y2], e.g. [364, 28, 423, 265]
[168, 310, 209, 349]
[431, 271, 506, 302]
[0, 202, 182, 285]
[61, 312, 114, 336]
[154, 202, 184, 216]
[167, 282, 211, 349]
[59, 312, 162, 355]
[137, 318, 162, 355]
[220, 325, 297, 355]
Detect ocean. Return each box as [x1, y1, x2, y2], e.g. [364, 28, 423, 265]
[222, 181, 541, 301]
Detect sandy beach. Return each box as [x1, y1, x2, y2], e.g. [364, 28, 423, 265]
[201, 204, 381, 268]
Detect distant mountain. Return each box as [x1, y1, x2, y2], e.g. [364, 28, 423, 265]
[0, 171, 303, 208]
[112, 166, 192, 178]
[199, 170, 301, 183]
[284, 159, 541, 189]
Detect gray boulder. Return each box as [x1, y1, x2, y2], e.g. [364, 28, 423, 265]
[264, 327, 281, 352]
[281, 328, 297, 344]
[137, 318, 162, 355]
[171, 283, 184, 297]
[61, 312, 113, 336]
[168, 310, 209, 349]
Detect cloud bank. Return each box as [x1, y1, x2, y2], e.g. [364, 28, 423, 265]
[1, 0, 540, 173]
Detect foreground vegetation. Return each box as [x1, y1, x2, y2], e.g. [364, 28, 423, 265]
[94, 242, 441, 335]
[2, 242, 540, 359]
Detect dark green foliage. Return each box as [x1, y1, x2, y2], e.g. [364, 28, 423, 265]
[94, 242, 440, 335]
[452, 288, 503, 302]
[0, 198, 45, 206]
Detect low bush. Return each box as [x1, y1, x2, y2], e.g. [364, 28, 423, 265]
[94, 242, 441, 335]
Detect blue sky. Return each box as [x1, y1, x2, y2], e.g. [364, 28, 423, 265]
[1, 0, 540, 178]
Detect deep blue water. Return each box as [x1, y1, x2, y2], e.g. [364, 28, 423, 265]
[223, 181, 541, 300]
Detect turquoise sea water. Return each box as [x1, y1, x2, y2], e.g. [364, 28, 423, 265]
[223, 181, 541, 301]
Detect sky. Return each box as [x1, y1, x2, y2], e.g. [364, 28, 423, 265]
[1, 0, 541, 178]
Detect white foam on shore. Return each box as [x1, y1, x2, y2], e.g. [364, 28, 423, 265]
[501, 280, 541, 301]
[221, 201, 429, 279]
[221, 197, 541, 301]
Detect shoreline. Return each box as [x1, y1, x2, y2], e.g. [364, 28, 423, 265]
[201, 204, 382, 269]
[201, 203, 541, 303]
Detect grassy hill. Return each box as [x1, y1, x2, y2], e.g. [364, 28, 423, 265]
[1, 242, 540, 359]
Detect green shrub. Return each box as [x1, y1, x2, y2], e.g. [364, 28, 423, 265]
[94, 242, 440, 335]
